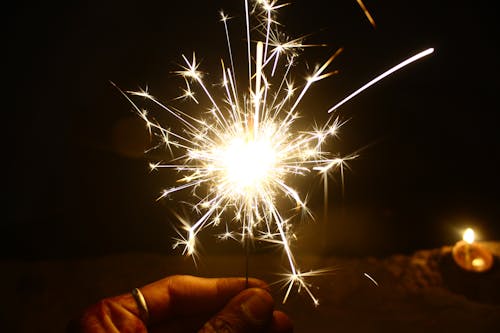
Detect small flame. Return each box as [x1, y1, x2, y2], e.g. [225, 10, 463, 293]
[463, 228, 475, 244]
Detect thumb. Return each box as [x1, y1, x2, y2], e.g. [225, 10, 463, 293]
[198, 288, 274, 333]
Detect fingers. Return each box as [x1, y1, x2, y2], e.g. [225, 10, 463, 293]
[68, 275, 292, 333]
[150, 290, 293, 333]
[270, 311, 293, 333]
[198, 288, 274, 333]
[67, 296, 147, 333]
[139, 275, 268, 325]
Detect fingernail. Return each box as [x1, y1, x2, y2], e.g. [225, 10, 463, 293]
[240, 289, 273, 324]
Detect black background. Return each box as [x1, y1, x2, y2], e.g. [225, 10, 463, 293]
[6, 0, 499, 259]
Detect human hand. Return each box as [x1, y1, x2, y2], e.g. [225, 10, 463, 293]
[67, 275, 293, 333]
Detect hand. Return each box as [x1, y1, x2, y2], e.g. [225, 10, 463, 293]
[67, 275, 293, 333]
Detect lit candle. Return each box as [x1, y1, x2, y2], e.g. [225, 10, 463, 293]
[452, 228, 493, 272]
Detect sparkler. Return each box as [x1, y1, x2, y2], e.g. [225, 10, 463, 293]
[116, 0, 433, 305]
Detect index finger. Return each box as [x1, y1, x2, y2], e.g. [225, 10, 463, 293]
[139, 275, 268, 325]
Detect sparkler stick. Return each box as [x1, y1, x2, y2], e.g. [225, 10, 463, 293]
[117, 0, 433, 306]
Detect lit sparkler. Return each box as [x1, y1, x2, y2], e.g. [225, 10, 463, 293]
[116, 0, 433, 305]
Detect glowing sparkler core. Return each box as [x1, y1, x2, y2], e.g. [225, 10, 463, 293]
[221, 133, 277, 196]
[118, 0, 433, 306]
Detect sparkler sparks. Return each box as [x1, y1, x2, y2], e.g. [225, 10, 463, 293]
[356, 0, 377, 28]
[116, 0, 433, 305]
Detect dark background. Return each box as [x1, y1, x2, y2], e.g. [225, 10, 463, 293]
[6, 0, 499, 260]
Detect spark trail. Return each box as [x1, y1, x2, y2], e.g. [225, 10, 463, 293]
[118, 0, 433, 305]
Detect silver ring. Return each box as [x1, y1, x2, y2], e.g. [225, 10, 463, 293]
[131, 288, 150, 324]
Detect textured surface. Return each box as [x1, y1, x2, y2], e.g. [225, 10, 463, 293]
[4, 243, 500, 332]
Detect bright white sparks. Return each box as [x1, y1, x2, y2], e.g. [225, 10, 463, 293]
[222, 136, 276, 194]
[117, 0, 433, 305]
[327, 47, 434, 113]
[363, 272, 379, 287]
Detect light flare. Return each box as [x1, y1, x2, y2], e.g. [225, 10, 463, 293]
[116, 0, 433, 305]
[463, 228, 475, 244]
[221, 135, 277, 195]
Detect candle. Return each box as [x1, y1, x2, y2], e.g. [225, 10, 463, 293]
[452, 228, 493, 272]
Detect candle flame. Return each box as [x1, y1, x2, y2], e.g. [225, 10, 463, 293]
[463, 228, 475, 244]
